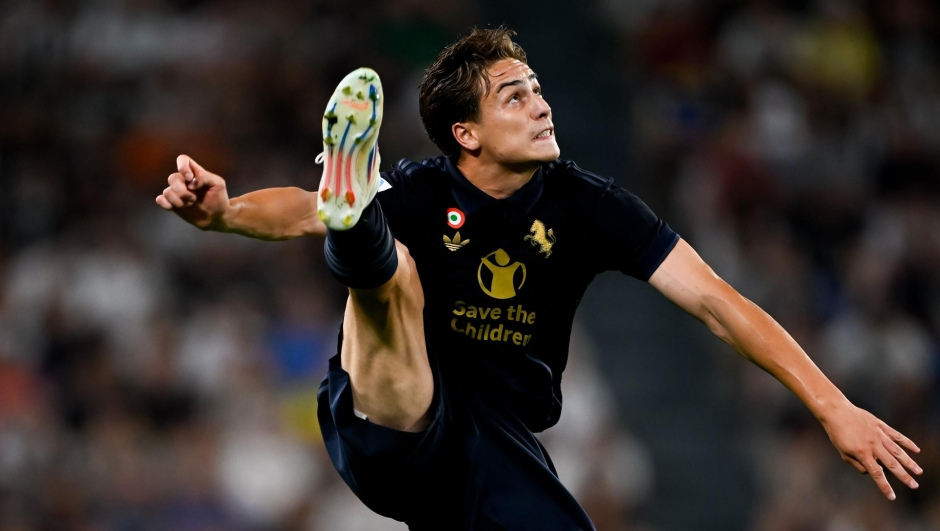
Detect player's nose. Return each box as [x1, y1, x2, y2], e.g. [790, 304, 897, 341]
[532, 94, 551, 120]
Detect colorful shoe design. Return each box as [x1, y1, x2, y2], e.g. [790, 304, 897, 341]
[316, 67, 383, 230]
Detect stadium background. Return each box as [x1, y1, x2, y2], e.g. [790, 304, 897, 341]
[1, 0, 938, 529]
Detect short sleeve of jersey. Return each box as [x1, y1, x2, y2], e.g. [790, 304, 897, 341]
[590, 185, 679, 281]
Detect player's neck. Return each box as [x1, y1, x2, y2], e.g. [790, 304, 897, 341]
[455, 155, 538, 200]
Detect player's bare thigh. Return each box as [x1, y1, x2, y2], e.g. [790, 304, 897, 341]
[340, 240, 433, 433]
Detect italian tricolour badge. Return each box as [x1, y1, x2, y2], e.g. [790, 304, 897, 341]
[446, 208, 465, 229]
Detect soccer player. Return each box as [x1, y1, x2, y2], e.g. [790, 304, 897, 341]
[156, 28, 922, 530]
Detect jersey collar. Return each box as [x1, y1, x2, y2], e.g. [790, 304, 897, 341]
[444, 157, 545, 215]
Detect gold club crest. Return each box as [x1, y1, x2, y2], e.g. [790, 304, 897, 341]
[524, 220, 555, 257]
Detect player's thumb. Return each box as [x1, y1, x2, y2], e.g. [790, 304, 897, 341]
[176, 154, 212, 189]
[177, 153, 209, 179]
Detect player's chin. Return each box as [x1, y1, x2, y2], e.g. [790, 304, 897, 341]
[532, 141, 560, 161]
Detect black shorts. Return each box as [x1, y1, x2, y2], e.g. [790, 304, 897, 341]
[316, 353, 596, 530]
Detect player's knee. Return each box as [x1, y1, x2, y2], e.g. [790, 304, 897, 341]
[346, 350, 434, 431]
[366, 382, 434, 431]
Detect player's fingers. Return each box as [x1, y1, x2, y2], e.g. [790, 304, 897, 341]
[161, 186, 187, 209]
[863, 457, 895, 500]
[169, 171, 205, 195]
[155, 195, 173, 210]
[169, 179, 196, 203]
[883, 432, 923, 474]
[176, 154, 207, 181]
[882, 434, 922, 480]
[843, 454, 867, 474]
[175, 155, 220, 191]
[189, 169, 224, 191]
[185, 155, 206, 173]
[881, 423, 920, 454]
[877, 446, 918, 490]
[176, 154, 199, 182]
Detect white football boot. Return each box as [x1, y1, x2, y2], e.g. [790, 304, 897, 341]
[316, 68, 383, 230]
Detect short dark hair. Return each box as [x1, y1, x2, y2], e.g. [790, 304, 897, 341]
[418, 27, 528, 158]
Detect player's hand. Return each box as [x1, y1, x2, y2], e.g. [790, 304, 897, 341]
[821, 403, 922, 500]
[155, 155, 230, 230]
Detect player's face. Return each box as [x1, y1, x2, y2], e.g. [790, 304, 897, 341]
[465, 59, 559, 168]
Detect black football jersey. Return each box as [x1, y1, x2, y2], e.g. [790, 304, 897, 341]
[376, 156, 679, 432]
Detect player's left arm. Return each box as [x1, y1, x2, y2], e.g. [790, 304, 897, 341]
[648, 238, 923, 500]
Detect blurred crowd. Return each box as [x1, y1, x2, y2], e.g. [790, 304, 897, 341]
[0, 0, 938, 530]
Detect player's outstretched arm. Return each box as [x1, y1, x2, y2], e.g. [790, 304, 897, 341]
[155, 154, 326, 240]
[649, 238, 923, 501]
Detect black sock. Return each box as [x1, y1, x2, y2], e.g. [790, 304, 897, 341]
[324, 201, 399, 289]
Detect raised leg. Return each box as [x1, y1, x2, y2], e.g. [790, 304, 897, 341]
[318, 68, 433, 433]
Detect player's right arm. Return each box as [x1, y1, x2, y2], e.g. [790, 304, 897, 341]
[649, 238, 922, 501]
[155, 155, 326, 239]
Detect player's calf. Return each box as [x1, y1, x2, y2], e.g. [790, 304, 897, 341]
[341, 243, 433, 432]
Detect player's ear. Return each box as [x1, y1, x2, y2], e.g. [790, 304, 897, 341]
[452, 122, 480, 151]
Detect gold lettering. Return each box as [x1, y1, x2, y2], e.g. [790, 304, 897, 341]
[489, 323, 503, 341]
[452, 302, 506, 320]
[449, 302, 536, 346]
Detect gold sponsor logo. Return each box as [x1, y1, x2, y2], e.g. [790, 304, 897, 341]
[524, 220, 555, 258]
[450, 301, 535, 346]
[443, 231, 470, 251]
[478, 249, 526, 299]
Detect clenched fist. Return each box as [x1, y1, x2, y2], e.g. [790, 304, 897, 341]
[156, 155, 230, 230]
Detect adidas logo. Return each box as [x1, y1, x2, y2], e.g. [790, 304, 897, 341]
[443, 232, 470, 251]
